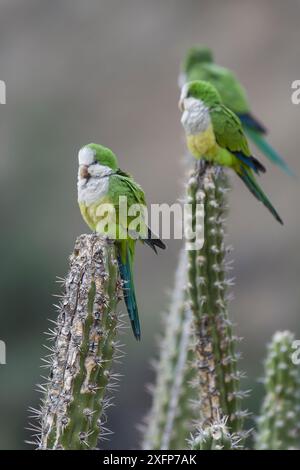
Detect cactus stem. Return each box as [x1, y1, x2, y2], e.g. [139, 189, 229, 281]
[30, 234, 122, 450]
[185, 162, 246, 439]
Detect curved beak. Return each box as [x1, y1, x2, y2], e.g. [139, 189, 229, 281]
[178, 98, 184, 112]
[80, 165, 89, 179]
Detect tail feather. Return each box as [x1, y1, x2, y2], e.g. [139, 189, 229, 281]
[144, 227, 166, 254]
[117, 246, 141, 340]
[245, 128, 295, 177]
[238, 112, 267, 134]
[238, 167, 283, 225]
[234, 151, 266, 175]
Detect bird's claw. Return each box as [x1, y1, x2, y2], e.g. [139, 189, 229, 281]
[214, 165, 223, 179]
[195, 160, 209, 182]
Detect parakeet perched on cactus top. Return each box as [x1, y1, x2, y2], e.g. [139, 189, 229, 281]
[181, 46, 293, 176]
[179, 80, 283, 224]
[77, 143, 166, 340]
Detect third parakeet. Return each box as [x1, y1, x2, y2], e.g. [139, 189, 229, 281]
[78, 143, 166, 340]
[179, 80, 283, 224]
[181, 46, 293, 176]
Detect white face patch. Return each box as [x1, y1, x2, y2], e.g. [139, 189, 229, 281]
[181, 97, 211, 135]
[78, 146, 95, 166]
[77, 163, 113, 204]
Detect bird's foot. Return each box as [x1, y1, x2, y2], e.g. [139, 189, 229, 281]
[195, 159, 209, 182]
[214, 165, 224, 179]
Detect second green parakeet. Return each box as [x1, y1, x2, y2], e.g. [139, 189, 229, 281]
[179, 80, 283, 224]
[181, 46, 293, 176]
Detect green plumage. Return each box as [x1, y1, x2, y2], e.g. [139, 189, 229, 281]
[180, 81, 283, 224]
[238, 167, 283, 224]
[186, 62, 250, 114]
[78, 143, 166, 340]
[182, 46, 293, 175]
[108, 172, 147, 340]
[210, 104, 251, 156]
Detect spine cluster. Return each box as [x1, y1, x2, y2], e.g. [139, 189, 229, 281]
[189, 416, 241, 450]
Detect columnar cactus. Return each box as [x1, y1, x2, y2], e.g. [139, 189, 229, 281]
[143, 249, 197, 450]
[255, 331, 300, 450]
[29, 234, 122, 450]
[189, 417, 241, 450]
[186, 163, 246, 438]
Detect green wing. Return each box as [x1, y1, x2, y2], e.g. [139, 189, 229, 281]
[109, 172, 146, 207]
[187, 63, 250, 114]
[210, 104, 251, 156]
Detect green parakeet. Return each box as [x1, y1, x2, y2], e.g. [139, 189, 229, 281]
[181, 46, 293, 176]
[179, 80, 283, 224]
[78, 143, 166, 340]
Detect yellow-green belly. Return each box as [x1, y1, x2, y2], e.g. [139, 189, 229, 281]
[79, 197, 148, 241]
[186, 125, 217, 160]
[186, 126, 238, 170]
[79, 196, 110, 232]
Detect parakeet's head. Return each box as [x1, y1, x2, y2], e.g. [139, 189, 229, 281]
[179, 80, 221, 112]
[78, 143, 118, 180]
[183, 46, 213, 73]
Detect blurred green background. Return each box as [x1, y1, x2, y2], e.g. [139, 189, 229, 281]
[0, 0, 300, 449]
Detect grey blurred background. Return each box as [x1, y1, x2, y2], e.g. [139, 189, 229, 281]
[0, 0, 299, 449]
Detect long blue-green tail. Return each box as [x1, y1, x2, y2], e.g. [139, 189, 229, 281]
[238, 167, 283, 225]
[117, 245, 141, 341]
[244, 126, 294, 177]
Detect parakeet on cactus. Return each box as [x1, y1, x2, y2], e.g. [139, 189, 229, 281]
[77, 143, 166, 340]
[181, 46, 293, 176]
[179, 80, 283, 224]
